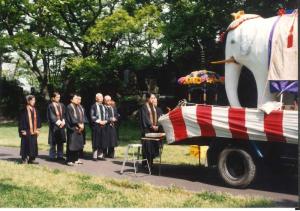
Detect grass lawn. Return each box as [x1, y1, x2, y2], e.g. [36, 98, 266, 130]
[0, 121, 200, 165]
[0, 160, 272, 207]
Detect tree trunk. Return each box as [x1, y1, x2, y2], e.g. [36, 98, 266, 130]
[40, 79, 50, 101]
[0, 56, 2, 78]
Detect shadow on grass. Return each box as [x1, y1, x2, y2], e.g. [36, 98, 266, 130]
[2, 157, 22, 164]
[110, 160, 152, 176]
[0, 153, 13, 156]
[111, 159, 298, 198]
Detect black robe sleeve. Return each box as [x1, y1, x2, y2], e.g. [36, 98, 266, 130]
[138, 105, 152, 135]
[18, 110, 27, 137]
[66, 104, 79, 131]
[90, 104, 98, 126]
[47, 104, 58, 125]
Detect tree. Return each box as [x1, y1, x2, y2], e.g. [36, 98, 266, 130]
[1, 0, 295, 105]
[1, 0, 66, 99]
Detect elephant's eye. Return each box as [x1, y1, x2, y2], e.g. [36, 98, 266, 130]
[231, 39, 235, 44]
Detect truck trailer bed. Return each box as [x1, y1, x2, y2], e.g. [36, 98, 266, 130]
[158, 105, 298, 145]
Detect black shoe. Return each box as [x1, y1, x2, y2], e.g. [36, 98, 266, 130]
[28, 160, 39, 164]
[107, 153, 115, 158]
[57, 157, 65, 161]
[48, 157, 56, 162]
[92, 158, 97, 161]
[97, 157, 106, 161]
[21, 159, 27, 164]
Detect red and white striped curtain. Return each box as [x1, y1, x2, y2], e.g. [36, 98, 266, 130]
[158, 105, 298, 145]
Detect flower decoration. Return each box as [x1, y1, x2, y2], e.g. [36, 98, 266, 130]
[177, 70, 224, 86]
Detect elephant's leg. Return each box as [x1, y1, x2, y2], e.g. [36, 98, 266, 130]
[225, 62, 243, 107]
[252, 70, 276, 107]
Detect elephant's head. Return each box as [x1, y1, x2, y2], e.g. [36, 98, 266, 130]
[221, 13, 275, 107]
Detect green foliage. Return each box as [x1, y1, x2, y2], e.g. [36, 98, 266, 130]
[66, 56, 101, 78]
[0, 180, 63, 207]
[11, 32, 58, 50]
[87, 9, 135, 42]
[135, 4, 163, 39]
[1, 0, 295, 118]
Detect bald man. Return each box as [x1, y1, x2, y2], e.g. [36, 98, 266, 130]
[90, 93, 108, 161]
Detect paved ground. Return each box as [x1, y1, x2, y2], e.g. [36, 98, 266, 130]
[0, 146, 298, 207]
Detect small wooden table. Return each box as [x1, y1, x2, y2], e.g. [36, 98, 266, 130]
[141, 136, 164, 176]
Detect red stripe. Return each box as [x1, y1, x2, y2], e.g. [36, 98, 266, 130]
[168, 107, 188, 141]
[264, 111, 286, 142]
[196, 105, 216, 137]
[228, 107, 248, 140]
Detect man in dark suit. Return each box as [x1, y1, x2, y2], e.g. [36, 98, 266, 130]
[47, 92, 66, 161]
[138, 93, 163, 168]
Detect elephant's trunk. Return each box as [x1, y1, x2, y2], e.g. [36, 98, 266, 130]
[211, 57, 237, 65]
[225, 62, 242, 107]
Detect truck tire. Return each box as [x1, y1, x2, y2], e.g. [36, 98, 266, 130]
[218, 148, 256, 188]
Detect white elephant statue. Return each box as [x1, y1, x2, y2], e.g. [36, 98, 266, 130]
[217, 10, 298, 108]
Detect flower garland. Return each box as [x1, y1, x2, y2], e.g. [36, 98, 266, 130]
[178, 70, 224, 86]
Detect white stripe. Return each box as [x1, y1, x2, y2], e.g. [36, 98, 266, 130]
[211, 106, 232, 139]
[282, 110, 298, 144]
[158, 113, 175, 144]
[181, 106, 201, 138]
[245, 108, 267, 142]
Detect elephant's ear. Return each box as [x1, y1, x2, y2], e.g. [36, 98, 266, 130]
[239, 26, 257, 56]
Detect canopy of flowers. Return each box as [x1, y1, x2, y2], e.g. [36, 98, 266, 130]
[178, 70, 224, 86]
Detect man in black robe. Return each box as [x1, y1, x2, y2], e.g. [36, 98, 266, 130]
[18, 95, 42, 164]
[153, 96, 164, 120]
[77, 95, 88, 159]
[104, 95, 119, 158]
[111, 100, 120, 139]
[47, 92, 66, 161]
[90, 93, 108, 161]
[65, 93, 84, 166]
[138, 93, 162, 168]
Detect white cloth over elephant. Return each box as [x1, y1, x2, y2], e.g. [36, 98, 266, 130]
[268, 11, 298, 92]
[223, 10, 298, 108]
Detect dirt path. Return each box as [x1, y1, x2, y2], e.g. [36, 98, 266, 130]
[0, 146, 297, 207]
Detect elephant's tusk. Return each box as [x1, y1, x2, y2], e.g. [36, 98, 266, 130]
[210, 57, 238, 65]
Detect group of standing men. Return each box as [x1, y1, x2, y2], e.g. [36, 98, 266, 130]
[18, 92, 119, 166]
[18, 91, 164, 169]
